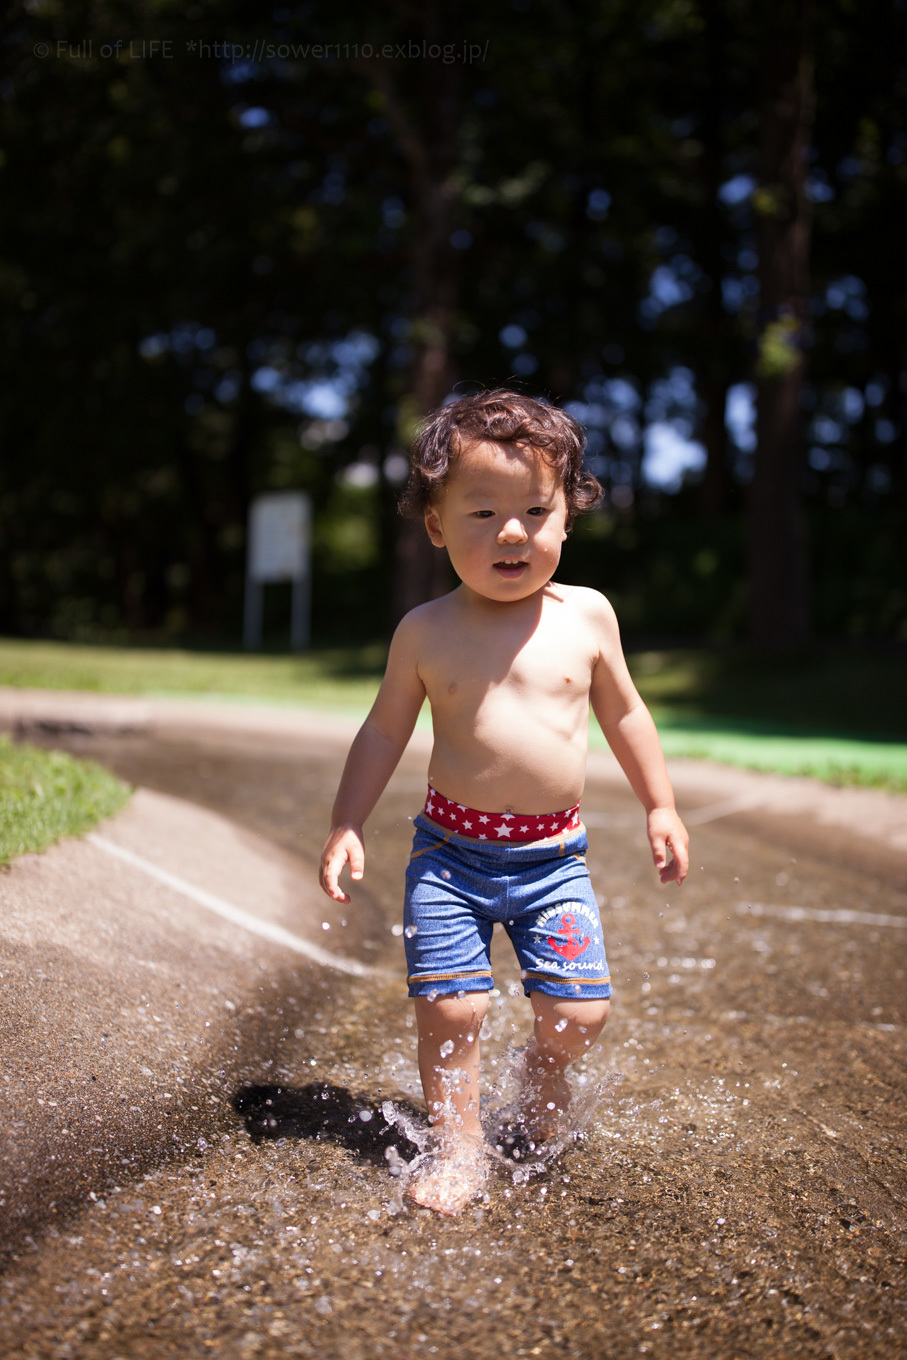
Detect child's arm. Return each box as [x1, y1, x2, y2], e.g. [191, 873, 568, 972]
[319, 613, 428, 903]
[587, 594, 689, 885]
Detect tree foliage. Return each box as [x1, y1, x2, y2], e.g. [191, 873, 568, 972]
[1, 0, 904, 645]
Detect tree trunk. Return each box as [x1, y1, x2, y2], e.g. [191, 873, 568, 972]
[697, 0, 731, 518]
[173, 436, 222, 634]
[698, 377, 731, 517]
[394, 130, 459, 617]
[748, 0, 814, 645]
[365, 1, 461, 621]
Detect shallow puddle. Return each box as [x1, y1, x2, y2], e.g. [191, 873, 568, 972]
[2, 731, 905, 1357]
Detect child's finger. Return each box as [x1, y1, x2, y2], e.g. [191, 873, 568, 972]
[658, 835, 688, 885]
[320, 851, 350, 903]
[650, 832, 667, 871]
[669, 832, 689, 884]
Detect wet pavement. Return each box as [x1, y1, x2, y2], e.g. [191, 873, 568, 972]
[2, 726, 906, 1359]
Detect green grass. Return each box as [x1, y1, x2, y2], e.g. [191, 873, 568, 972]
[0, 637, 386, 711]
[589, 715, 907, 792]
[1, 636, 905, 793]
[0, 735, 131, 865]
[618, 648, 907, 791]
[624, 647, 907, 740]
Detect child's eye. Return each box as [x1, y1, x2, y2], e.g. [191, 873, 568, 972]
[527, 506, 549, 517]
[472, 510, 494, 519]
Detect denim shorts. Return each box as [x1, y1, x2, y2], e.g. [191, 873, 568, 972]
[403, 814, 612, 1001]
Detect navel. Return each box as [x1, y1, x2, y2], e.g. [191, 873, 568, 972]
[448, 681, 458, 695]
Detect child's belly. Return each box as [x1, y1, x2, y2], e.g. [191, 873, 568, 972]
[427, 692, 590, 814]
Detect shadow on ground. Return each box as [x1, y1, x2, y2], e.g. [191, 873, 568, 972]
[232, 1082, 422, 1163]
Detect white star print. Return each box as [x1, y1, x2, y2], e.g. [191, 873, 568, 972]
[421, 793, 586, 841]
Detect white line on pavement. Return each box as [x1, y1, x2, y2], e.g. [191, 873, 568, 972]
[682, 791, 773, 826]
[737, 901, 907, 929]
[87, 834, 390, 978]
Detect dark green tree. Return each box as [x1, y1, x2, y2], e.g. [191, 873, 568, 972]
[0, 0, 903, 646]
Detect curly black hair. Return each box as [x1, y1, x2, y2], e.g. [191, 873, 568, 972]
[399, 389, 603, 527]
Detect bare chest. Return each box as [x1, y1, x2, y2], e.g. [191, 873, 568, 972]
[421, 613, 594, 714]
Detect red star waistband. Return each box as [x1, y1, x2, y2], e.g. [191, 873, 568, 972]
[421, 785, 582, 842]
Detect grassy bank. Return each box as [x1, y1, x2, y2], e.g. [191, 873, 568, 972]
[613, 648, 907, 791]
[590, 716, 907, 790]
[1, 637, 905, 792]
[0, 735, 131, 864]
[0, 637, 385, 711]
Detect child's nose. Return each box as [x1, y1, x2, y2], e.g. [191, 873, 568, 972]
[497, 515, 528, 543]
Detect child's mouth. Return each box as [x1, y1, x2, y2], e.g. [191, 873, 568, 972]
[494, 559, 528, 578]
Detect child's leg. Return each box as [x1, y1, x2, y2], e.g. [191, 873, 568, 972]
[521, 994, 610, 1137]
[413, 992, 489, 1144]
[408, 992, 489, 1214]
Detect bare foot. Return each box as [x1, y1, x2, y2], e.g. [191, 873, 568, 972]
[406, 1143, 487, 1215]
[521, 1066, 572, 1141]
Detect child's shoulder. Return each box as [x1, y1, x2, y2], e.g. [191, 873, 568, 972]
[553, 582, 619, 626]
[398, 590, 458, 630]
[390, 592, 458, 650]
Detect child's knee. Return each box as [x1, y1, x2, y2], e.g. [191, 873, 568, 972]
[574, 996, 610, 1034]
[569, 997, 610, 1049]
[414, 991, 488, 1036]
[530, 994, 609, 1052]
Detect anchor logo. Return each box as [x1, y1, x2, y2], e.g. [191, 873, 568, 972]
[547, 912, 590, 961]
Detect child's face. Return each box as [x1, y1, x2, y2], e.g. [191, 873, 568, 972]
[424, 439, 568, 603]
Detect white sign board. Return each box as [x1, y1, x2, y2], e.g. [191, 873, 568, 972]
[244, 492, 312, 650]
[247, 492, 310, 583]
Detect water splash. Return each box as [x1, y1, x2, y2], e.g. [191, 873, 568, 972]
[377, 1061, 624, 1209]
[485, 1058, 624, 1184]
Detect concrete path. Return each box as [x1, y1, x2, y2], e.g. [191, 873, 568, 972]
[3, 684, 906, 878]
[1, 688, 905, 1359]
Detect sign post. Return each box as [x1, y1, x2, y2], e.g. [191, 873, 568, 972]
[243, 491, 312, 651]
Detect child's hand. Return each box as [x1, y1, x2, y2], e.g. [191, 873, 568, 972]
[647, 807, 689, 885]
[319, 824, 365, 903]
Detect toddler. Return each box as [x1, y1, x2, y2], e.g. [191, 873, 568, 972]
[320, 390, 688, 1214]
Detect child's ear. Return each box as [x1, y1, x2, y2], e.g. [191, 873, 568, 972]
[424, 506, 446, 548]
